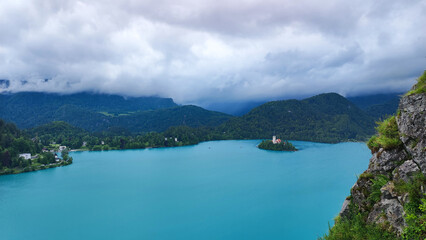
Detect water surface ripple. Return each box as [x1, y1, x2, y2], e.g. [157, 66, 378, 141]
[0, 140, 370, 240]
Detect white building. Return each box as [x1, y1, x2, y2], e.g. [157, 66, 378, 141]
[272, 136, 282, 144]
[59, 146, 67, 152]
[19, 153, 31, 160]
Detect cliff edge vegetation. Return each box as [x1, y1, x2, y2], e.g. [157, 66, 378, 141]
[321, 71, 426, 240]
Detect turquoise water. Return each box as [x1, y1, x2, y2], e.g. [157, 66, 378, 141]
[0, 140, 370, 240]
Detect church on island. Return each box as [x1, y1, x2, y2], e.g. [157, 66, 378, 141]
[272, 136, 281, 144]
[258, 136, 297, 151]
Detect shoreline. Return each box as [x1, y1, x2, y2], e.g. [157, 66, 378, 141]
[69, 138, 366, 153]
[0, 161, 72, 176]
[1, 139, 367, 176]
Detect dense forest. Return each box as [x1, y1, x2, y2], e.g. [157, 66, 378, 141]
[0, 119, 71, 175]
[25, 121, 219, 151]
[0, 92, 231, 132]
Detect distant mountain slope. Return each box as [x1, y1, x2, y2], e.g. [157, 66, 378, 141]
[52, 104, 232, 132]
[347, 93, 402, 109]
[347, 93, 401, 119]
[0, 92, 178, 128]
[111, 105, 233, 132]
[28, 120, 87, 136]
[0, 92, 177, 113]
[364, 97, 400, 120]
[202, 100, 268, 116]
[217, 93, 376, 142]
[0, 92, 231, 132]
[206, 92, 402, 117]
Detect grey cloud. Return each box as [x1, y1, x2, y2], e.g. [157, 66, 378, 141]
[321, 44, 364, 69]
[0, 0, 425, 104]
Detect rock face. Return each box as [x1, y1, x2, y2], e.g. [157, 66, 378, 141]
[339, 92, 426, 236]
[367, 182, 406, 233]
[367, 198, 405, 232]
[393, 160, 421, 182]
[367, 148, 409, 175]
[397, 93, 426, 173]
[350, 176, 373, 212]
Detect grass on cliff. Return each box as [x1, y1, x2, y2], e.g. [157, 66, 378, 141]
[406, 70, 426, 95]
[394, 173, 426, 239]
[367, 115, 403, 152]
[367, 175, 389, 205]
[403, 199, 426, 240]
[319, 201, 398, 240]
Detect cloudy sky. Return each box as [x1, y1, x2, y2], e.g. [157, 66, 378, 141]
[0, 0, 425, 105]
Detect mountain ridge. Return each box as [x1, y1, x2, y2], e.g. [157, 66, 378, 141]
[1, 91, 400, 143]
[217, 92, 376, 142]
[0, 92, 231, 132]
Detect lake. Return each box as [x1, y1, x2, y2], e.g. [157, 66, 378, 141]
[0, 140, 370, 240]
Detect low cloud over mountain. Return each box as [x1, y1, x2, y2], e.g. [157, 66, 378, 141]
[0, 0, 425, 104]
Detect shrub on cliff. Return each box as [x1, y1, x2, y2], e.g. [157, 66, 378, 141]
[394, 173, 426, 239]
[367, 116, 403, 152]
[406, 70, 426, 95]
[319, 201, 397, 240]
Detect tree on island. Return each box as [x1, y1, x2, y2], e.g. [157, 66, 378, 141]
[258, 139, 297, 151]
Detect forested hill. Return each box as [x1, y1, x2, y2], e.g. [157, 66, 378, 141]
[0, 92, 231, 132]
[217, 93, 376, 143]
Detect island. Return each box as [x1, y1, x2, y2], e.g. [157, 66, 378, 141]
[258, 136, 298, 151]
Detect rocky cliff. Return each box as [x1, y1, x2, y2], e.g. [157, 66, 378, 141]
[322, 72, 426, 239]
